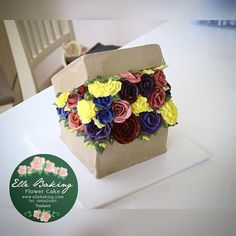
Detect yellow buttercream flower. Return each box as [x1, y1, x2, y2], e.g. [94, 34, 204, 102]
[88, 79, 122, 98]
[158, 100, 178, 126]
[77, 100, 95, 124]
[142, 68, 155, 75]
[131, 95, 153, 116]
[93, 118, 105, 129]
[55, 92, 69, 108]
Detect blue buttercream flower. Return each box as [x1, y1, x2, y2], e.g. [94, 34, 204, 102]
[139, 111, 162, 135]
[85, 120, 111, 141]
[93, 96, 112, 109]
[56, 106, 69, 119]
[96, 108, 114, 125]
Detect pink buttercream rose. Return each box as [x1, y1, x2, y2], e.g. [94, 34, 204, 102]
[59, 167, 68, 177]
[40, 212, 51, 222]
[33, 210, 41, 219]
[44, 160, 55, 173]
[68, 112, 84, 131]
[18, 165, 27, 175]
[30, 156, 45, 171]
[120, 72, 141, 83]
[112, 100, 132, 123]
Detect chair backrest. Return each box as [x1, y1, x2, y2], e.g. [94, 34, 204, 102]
[4, 20, 75, 100]
[16, 20, 75, 69]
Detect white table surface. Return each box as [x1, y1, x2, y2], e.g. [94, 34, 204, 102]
[1, 21, 236, 210]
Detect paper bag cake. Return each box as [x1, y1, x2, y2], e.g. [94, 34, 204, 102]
[52, 44, 178, 178]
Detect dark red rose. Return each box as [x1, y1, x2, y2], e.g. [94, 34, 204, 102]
[153, 70, 167, 87]
[113, 115, 140, 144]
[67, 93, 78, 109]
[77, 85, 88, 100]
[119, 81, 139, 103]
[148, 86, 166, 110]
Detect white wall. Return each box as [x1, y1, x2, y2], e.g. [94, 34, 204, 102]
[72, 20, 166, 49]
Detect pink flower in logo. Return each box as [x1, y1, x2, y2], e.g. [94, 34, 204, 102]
[40, 212, 51, 222]
[30, 156, 45, 171]
[59, 167, 68, 177]
[33, 210, 41, 219]
[53, 167, 59, 175]
[44, 160, 55, 173]
[18, 165, 27, 175]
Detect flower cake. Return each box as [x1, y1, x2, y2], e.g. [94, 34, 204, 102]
[52, 44, 178, 178]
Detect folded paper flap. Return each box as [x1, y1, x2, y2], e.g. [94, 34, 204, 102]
[51, 44, 165, 93]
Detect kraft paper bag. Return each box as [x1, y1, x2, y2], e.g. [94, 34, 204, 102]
[52, 44, 168, 178]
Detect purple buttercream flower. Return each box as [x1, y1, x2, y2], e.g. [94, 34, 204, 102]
[119, 80, 139, 103]
[56, 106, 69, 119]
[96, 108, 114, 125]
[138, 74, 154, 97]
[93, 96, 112, 109]
[84, 120, 111, 141]
[139, 111, 162, 135]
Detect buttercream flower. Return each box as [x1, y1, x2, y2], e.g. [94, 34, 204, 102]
[68, 112, 84, 131]
[153, 69, 167, 87]
[88, 79, 122, 97]
[139, 111, 162, 135]
[77, 100, 96, 124]
[59, 167, 68, 177]
[159, 100, 178, 126]
[138, 74, 154, 97]
[56, 106, 70, 119]
[33, 210, 41, 220]
[112, 100, 132, 123]
[67, 93, 78, 109]
[96, 109, 114, 125]
[30, 156, 45, 171]
[77, 84, 88, 100]
[55, 92, 70, 108]
[85, 121, 111, 141]
[44, 160, 55, 173]
[119, 72, 141, 83]
[113, 115, 140, 144]
[119, 81, 139, 103]
[148, 86, 166, 110]
[93, 96, 112, 109]
[165, 82, 172, 98]
[40, 212, 51, 222]
[131, 95, 152, 116]
[18, 165, 27, 175]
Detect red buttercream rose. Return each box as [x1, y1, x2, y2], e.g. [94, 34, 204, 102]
[77, 84, 88, 100]
[148, 86, 166, 109]
[68, 112, 84, 131]
[67, 93, 78, 109]
[153, 70, 167, 87]
[113, 115, 140, 144]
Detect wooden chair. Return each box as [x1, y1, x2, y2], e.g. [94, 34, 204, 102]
[0, 65, 14, 113]
[4, 20, 76, 100]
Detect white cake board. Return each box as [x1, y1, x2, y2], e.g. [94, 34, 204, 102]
[25, 124, 210, 209]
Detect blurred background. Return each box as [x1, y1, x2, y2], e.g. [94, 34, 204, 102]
[0, 19, 235, 114]
[0, 20, 167, 113]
